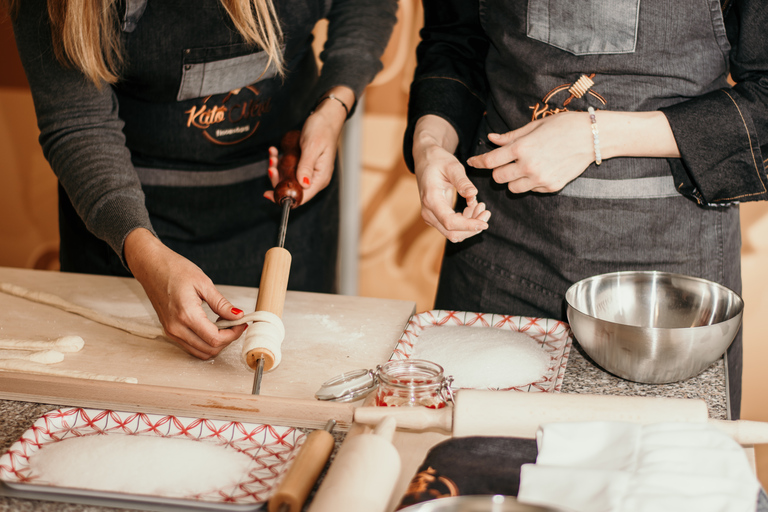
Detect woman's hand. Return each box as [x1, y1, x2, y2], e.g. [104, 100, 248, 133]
[124, 228, 247, 359]
[264, 86, 355, 205]
[467, 112, 594, 194]
[466, 110, 680, 194]
[412, 115, 490, 243]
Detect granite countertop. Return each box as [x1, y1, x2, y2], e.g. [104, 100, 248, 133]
[0, 341, 729, 512]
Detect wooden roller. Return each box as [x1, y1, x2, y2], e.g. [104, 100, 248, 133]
[244, 247, 292, 372]
[307, 417, 401, 512]
[243, 130, 304, 373]
[268, 420, 336, 512]
[354, 390, 768, 446]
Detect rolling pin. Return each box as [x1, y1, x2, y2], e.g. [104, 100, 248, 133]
[307, 417, 401, 512]
[268, 419, 336, 512]
[354, 390, 768, 446]
[238, 131, 304, 391]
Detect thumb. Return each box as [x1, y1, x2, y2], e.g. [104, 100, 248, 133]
[203, 287, 244, 321]
[445, 164, 477, 200]
[295, 151, 318, 190]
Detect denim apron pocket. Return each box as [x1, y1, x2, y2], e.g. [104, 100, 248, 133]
[526, 0, 640, 55]
[177, 43, 284, 101]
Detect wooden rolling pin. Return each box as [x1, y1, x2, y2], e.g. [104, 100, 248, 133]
[354, 390, 768, 446]
[307, 417, 401, 512]
[268, 420, 336, 512]
[241, 131, 304, 376]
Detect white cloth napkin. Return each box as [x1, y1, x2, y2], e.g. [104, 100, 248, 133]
[517, 422, 760, 512]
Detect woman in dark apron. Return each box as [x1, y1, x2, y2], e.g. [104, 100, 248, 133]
[10, 0, 397, 358]
[405, 0, 768, 420]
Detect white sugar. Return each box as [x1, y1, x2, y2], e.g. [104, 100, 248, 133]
[411, 326, 550, 388]
[28, 434, 252, 498]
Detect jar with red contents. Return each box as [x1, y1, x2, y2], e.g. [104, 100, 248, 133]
[375, 359, 453, 408]
[314, 359, 454, 408]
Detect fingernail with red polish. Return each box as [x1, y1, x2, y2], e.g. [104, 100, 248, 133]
[268, 168, 275, 178]
[231, 307, 243, 315]
[302, 176, 310, 186]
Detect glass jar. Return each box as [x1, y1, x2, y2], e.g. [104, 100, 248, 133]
[375, 359, 453, 408]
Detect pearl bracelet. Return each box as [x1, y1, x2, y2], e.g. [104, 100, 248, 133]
[588, 106, 602, 166]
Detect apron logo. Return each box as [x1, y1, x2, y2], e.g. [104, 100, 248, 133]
[530, 73, 607, 120]
[184, 85, 271, 145]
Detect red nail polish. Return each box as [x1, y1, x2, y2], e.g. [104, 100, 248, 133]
[268, 168, 275, 178]
[302, 176, 310, 186]
[231, 307, 243, 315]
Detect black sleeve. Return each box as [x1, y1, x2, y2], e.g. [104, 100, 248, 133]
[660, 0, 768, 205]
[403, 0, 490, 171]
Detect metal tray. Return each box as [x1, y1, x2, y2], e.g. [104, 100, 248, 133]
[0, 407, 306, 511]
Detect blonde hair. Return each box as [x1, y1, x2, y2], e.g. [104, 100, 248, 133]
[7, 0, 284, 86]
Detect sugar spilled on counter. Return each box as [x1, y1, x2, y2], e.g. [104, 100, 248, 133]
[27, 434, 252, 498]
[411, 326, 551, 388]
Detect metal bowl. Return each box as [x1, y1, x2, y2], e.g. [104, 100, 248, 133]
[565, 271, 743, 384]
[398, 495, 557, 512]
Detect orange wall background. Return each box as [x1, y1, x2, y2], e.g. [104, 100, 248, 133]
[1, 2, 766, 487]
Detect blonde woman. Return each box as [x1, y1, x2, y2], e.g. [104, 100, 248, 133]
[8, 0, 397, 358]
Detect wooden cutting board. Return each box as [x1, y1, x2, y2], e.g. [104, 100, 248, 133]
[0, 267, 416, 428]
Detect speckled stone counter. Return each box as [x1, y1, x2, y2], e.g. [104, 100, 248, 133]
[0, 340, 729, 511]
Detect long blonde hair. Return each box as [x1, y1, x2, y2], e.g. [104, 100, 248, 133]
[7, 0, 284, 86]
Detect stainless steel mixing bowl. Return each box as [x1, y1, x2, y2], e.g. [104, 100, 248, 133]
[565, 271, 743, 384]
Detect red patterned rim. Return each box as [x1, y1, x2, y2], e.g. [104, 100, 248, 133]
[390, 310, 573, 392]
[0, 407, 305, 504]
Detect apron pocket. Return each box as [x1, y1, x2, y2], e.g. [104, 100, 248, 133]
[527, 0, 640, 55]
[177, 44, 284, 101]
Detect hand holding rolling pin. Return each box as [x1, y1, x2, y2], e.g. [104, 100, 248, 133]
[263, 86, 354, 206]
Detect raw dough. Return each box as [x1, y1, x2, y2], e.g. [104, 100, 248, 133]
[0, 349, 64, 364]
[0, 359, 138, 383]
[0, 283, 164, 339]
[28, 434, 252, 498]
[232, 311, 285, 371]
[0, 336, 84, 353]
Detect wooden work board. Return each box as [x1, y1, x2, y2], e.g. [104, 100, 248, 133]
[0, 267, 416, 429]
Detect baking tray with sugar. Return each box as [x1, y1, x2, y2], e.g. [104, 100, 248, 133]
[0, 407, 306, 511]
[390, 310, 573, 392]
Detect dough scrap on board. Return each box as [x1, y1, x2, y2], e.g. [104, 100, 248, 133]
[0, 359, 138, 383]
[0, 349, 64, 364]
[0, 283, 164, 339]
[0, 336, 84, 353]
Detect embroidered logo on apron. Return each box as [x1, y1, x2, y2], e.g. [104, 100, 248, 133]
[530, 73, 607, 120]
[184, 85, 271, 145]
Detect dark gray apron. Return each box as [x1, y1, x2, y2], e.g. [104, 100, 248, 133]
[435, 0, 742, 418]
[59, 0, 339, 294]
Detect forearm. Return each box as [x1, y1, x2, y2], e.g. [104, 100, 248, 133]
[413, 115, 461, 158]
[593, 110, 680, 160]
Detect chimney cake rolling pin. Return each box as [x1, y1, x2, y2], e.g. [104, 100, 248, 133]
[216, 131, 303, 394]
[354, 390, 768, 446]
[268, 419, 337, 512]
[307, 417, 401, 512]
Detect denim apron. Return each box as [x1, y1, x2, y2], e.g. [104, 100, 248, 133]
[58, 0, 339, 294]
[434, 0, 742, 417]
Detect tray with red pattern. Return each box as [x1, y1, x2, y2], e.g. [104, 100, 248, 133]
[0, 407, 305, 511]
[390, 310, 573, 393]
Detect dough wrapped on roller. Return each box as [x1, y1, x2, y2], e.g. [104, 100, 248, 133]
[239, 311, 285, 372]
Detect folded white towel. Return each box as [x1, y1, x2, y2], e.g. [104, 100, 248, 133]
[517, 422, 760, 512]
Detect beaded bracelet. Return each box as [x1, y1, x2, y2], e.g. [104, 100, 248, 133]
[588, 107, 602, 165]
[312, 93, 351, 119]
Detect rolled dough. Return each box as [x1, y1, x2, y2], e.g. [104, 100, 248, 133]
[0, 336, 84, 353]
[0, 359, 138, 383]
[0, 283, 164, 339]
[0, 349, 64, 364]
[236, 311, 285, 371]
